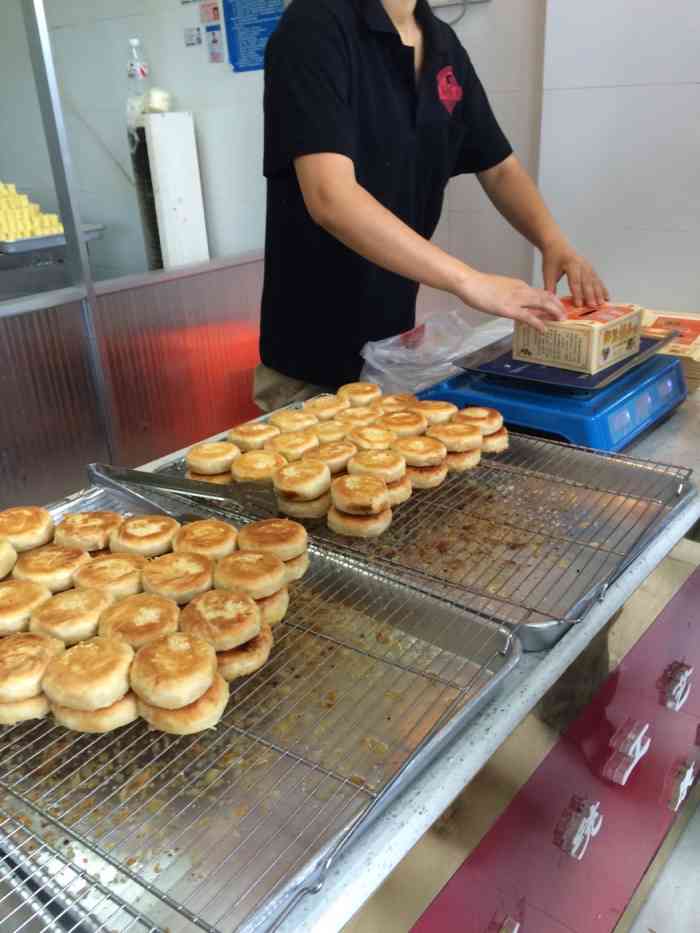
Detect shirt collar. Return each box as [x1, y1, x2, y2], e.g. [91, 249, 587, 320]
[356, 0, 449, 54]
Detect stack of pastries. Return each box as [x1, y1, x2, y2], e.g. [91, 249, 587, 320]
[0, 507, 311, 735]
[218, 383, 508, 539]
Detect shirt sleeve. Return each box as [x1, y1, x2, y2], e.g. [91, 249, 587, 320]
[264, 10, 355, 178]
[452, 54, 513, 176]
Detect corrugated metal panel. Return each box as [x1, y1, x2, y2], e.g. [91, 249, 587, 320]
[95, 259, 263, 466]
[0, 302, 109, 506]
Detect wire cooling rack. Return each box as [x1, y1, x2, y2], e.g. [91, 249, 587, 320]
[0, 487, 519, 933]
[156, 432, 695, 628]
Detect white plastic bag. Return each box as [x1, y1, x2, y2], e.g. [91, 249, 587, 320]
[360, 309, 513, 394]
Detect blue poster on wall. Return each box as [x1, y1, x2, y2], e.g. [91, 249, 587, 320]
[222, 0, 284, 73]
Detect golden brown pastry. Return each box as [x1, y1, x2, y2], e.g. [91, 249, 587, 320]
[273, 461, 332, 501]
[347, 449, 406, 484]
[347, 426, 397, 451]
[228, 421, 280, 450]
[303, 441, 357, 474]
[137, 674, 228, 735]
[142, 553, 213, 604]
[98, 593, 180, 648]
[231, 450, 287, 484]
[110, 515, 180, 558]
[0, 579, 51, 634]
[237, 518, 307, 562]
[130, 633, 216, 709]
[406, 463, 449, 489]
[452, 407, 504, 436]
[481, 427, 509, 454]
[54, 512, 124, 551]
[180, 589, 261, 651]
[256, 586, 289, 626]
[30, 588, 113, 644]
[13, 545, 91, 593]
[265, 431, 320, 461]
[0, 632, 64, 702]
[327, 506, 393, 538]
[392, 436, 447, 467]
[337, 382, 382, 407]
[173, 519, 237, 560]
[214, 552, 286, 599]
[276, 492, 332, 520]
[427, 423, 482, 453]
[302, 394, 350, 420]
[0, 506, 54, 551]
[217, 624, 273, 681]
[378, 411, 428, 437]
[52, 692, 139, 733]
[186, 441, 241, 475]
[268, 410, 319, 432]
[42, 637, 134, 711]
[74, 553, 146, 598]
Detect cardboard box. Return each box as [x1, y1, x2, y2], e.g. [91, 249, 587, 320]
[512, 298, 643, 375]
[641, 309, 700, 393]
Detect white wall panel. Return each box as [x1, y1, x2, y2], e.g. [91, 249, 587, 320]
[544, 1, 700, 89]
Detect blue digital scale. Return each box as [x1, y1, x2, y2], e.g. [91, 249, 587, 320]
[419, 335, 687, 453]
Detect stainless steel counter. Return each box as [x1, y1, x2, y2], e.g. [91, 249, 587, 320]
[628, 392, 700, 475]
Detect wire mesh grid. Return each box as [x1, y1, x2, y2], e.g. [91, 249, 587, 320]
[159, 432, 694, 627]
[0, 488, 517, 933]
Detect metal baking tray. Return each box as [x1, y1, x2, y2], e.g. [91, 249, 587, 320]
[0, 484, 520, 933]
[109, 424, 697, 651]
[0, 225, 104, 255]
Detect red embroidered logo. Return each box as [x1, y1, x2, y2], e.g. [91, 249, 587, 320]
[437, 66, 463, 115]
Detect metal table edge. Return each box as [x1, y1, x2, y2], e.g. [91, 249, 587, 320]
[272, 494, 700, 933]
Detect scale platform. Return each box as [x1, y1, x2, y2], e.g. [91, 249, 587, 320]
[419, 336, 687, 452]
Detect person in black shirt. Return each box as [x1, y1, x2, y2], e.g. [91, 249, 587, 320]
[256, 0, 608, 409]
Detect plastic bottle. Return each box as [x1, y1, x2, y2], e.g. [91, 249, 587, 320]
[126, 38, 151, 133]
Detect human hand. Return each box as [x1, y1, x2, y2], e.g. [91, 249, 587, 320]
[456, 272, 567, 333]
[542, 240, 609, 308]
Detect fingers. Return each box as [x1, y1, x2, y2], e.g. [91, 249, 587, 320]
[511, 307, 547, 333]
[523, 289, 567, 321]
[542, 256, 560, 295]
[568, 266, 584, 307]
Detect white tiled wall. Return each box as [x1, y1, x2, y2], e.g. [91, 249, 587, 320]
[538, 0, 700, 312]
[420, 0, 547, 321]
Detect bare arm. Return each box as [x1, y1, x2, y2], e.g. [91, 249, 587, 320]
[295, 152, 566, 331]
[478, 154, 609, 307]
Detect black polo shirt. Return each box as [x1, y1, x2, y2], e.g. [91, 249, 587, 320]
[261, 0, 512, 387]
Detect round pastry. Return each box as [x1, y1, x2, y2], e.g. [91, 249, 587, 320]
[311, 421, 348, 443]
[214, 552, 286, 599]
[217, 623, 273, 681]
[409, 400, 458, 425]
[386, 475, 413, 507]
[186, 441, 240, 475]
[268, 410, 319, 433]
[30, 588, 113, 644]
[0, 539, 17, 579]
[0, 507, 54, 552]
[331, 475, 389, 515]
[446, 449, 482, 473]
[347, 426, 397, 451]
[110, 515, 180, 558]
[273, 461, 331, 502]
[347, 449, 406, 484]
[276, 492, 332, 520]
[337, 382, 382, 407]
[13, 545, 91, 593]
[380, 393, 418, 413]
[283, 550, 310, 584]
[452, 407, 504, 436]
[54, 512, 124, 552]
[392, 436, 447, 467]
[336, 407, 378, 428]
[427, 423, 483, 453]
[180, 589, 261, 651]
[265, 431, 319, 462]
[185, 471, 232, 486]
[302, 394, 350, 420]
[303, 441, 357, 474]
[130, 633, 216, 710]
[0, 694, 50, 725]
[52, 692, 139, 733]
[378, 411, 428, 437]
[256, 586, 289, 626]
[0, 632, 64, 702]
[74, 553, 146, 599]
[142, 553, 213, 604]
[43, 637, 134, 712]
[137, 673, 229, 735]
[327, 506, 392, 538]
[98, 593, 180, 648]
[238, 519, 307, 562]
[406, 463, 449, 489]
[0, 580, 52, 634]
[482, 427, 510, 454]
[227, 421, 280, 451]
[231, 450, 287, 484]
[173, 519, 237, 560]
